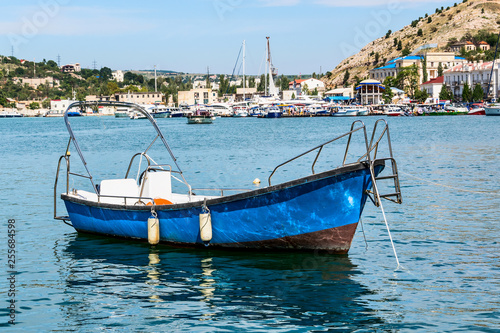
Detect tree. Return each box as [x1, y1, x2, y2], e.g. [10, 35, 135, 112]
[414, 88, 429, 102]
[396, 65, 419, 97]
[394, 38, 398, 47]
[0, 91, 7, 107]
[439, 84, 453, 100]
[437, 62, 444, 77]
[15, 67, 26, 76]
[248, 76, 255, 88]
[302, 83, 309, 95]
[462, 82, 472, 102]
[472, 83, 484, 102]
[257, 74, 266, 92]
[28, 102, 40, 110]
[280, 75, 289, 92]
[417, 29, 423, 37]
[47, 60, 58, 69]
[382, 85, 394, 104]
[99, 67, 112, 81]
[107, 81, 120, 94]
[402, 47, 411, 56]
[375, 52, 380, 64]
[422, 55, 428, 83]
[397, 40, 403, 51]
[385, 30, 392, 38]
[42, 99, 50, 109]
[342, 69, 350, 86]
[427, 17, 432, 23]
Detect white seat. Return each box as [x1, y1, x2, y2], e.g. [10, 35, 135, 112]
[141, 171, 172, 202]
[99, 179, 139, 205]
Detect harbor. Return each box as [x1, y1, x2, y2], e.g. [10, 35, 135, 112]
[1, 114, 499, 331]
[2, 0, 500, 331]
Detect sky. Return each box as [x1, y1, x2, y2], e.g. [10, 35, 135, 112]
[0, 0, 461, 75]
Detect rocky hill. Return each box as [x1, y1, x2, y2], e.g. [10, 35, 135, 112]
[323, 0, 500, 88]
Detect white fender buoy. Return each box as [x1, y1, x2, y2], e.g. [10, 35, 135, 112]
[148, 212, 160, 245]
[199, 212, 212, 242]
[253, 178, 261, 185]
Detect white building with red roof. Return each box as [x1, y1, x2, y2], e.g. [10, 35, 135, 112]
[421, 76, 444, 100]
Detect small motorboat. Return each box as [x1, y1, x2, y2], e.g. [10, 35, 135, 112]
[187, 109, 213, 124]
[0, 110, 23, 118]
[467, 107, 485, 115]
[261, 106, 282, 118]
[54, 102, 402, 253]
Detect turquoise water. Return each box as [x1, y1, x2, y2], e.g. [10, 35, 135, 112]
[1, 115, 499, 332]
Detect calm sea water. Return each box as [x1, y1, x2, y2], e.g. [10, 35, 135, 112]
[1, 115, 499, 332]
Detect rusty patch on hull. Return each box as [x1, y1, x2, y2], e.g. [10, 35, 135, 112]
[215, 222, 359, 254]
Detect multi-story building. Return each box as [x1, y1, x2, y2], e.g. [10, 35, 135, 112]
[115, 92, 164, 104]
[178, 89, 218, 105]
[443, 60, 499, 100]
[112, 70, 124, 82]
[369, 52, 466, 84]
[61, 63, 81, 73]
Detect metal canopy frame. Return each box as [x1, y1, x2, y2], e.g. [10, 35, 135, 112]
[62, 101, 188, 195]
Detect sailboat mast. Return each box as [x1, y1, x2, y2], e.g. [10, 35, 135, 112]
[486, 31, 500, 101]
[265, 37, 269, 96]
[243, 40, 246, 101]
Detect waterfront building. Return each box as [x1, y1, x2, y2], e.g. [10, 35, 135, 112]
[50, 99, 74, 113]
[178, 88, 218, 105]
[443, 60, 499, 100]
[324, 87, 354, 102]
[115, 92, 164, 104]
[356, 79, 384, 105]
[420, 76, 444, 100]
[369, 52, 466, 84]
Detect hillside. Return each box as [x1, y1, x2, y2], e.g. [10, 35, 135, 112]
[323, 0, 500, 88]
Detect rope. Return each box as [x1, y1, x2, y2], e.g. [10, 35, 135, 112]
[370, 165, 400, 270]
[400, 171, 500, 196]
[359, 218, 368, 250]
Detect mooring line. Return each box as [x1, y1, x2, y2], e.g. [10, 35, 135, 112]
[400, 171, 500, 196]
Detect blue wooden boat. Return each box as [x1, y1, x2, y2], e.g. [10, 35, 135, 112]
[54, 102, 402, 253]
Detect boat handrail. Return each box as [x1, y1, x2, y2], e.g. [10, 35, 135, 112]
[356, 119, 392, 162]
[268, 121, 369, 186]
[191, 188, 252, 197]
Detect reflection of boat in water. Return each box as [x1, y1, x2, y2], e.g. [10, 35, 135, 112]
[57, 233, 388, 330]
[54, 101, 402, 253]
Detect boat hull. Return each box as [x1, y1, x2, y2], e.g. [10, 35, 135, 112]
[264, 112, 282, 118]
[62, 162, 382, 253]
[187, 116, 213, 124]
[485, 106, 500, 116]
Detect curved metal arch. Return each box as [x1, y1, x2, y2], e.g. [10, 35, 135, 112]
[63, 101, 188, 194]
